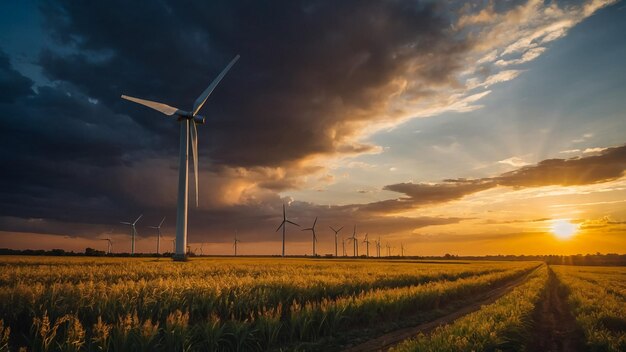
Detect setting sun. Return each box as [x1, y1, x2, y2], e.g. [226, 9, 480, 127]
[551, 219, 578, 239]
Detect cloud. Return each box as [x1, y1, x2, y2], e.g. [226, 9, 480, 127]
[369, 144, 626, 213]
[498, 156, 530, 167]
[0, 0, 619, 243]
[0, 50, 34, 102]
[583, 147, 607, 154]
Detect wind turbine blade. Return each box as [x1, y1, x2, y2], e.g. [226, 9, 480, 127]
[120, 222, 131, 225]
[133, 214, 143, 225]
[313, 217, 317, 227]
[338, 226, 344, 232]
[190, 121, 199, 207]
[192, 54, 240, 116]
[329, 226, 336, 232]
[286, 220, 300, 227]
[276, 221, 285, 232]
[158, 217, 166, 227]
[121, 95, 182, 116]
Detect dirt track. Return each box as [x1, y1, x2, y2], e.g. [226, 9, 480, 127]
[526, 267, 585, 352]
[342, 266, 541, 352]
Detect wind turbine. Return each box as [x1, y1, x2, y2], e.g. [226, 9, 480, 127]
[401, 243, 405, 257]
[276, 203, 299, 257]
[348, 225, 358, 257]
[329, 226, 343, 257]
[121, 55, 240, 261]
[342, 237, 346, 256]
[171, 239, 176, 252]
[120, 214, 142, 255]
[148, 217, 166, 254]
[362, 233, 370, 257]
[199, 242, 205, 256]
[375, 236, 381, 258]
[302, 217, 318, 256]
[233, 230, 240, 256]
[101, 238, 112, 255]
[386, 242, 391, 257]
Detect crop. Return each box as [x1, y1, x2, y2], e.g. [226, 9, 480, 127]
[391, 264, 548, 352]
[553, 265, 626, 351]
[0, 257, 538, 351]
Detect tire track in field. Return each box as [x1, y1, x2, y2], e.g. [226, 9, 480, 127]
[342, 265, 542, 352]
[525, 267, 585, 352]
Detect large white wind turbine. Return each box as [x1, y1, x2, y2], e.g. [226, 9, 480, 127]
[121, 55, 240, 261]
[148, 217, 166, 254]
[329, 225, 343, 257]
[120, 214, 142, 255]
[302, 217, 318, 256]
[276, 203, 299, 257]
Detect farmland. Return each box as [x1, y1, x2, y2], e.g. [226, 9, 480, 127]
[0, 257, 540, 351]
[0, 257, 623, 352]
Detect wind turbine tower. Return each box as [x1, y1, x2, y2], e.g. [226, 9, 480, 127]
[101, 238, 112, 255]
[302, 217, 318, 256]
[120, 214, 142, 255]
[121, 55, 239, 261]
[148, 217, 166, 254]
[329, 226, 343, 257]
[363, 233, 370, 257]
[276, 203, 299, 257]
[233, 230, 241, 256]
[349, 225, 358, 257]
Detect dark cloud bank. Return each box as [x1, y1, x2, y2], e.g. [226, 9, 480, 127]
[1, 1, 624, 244]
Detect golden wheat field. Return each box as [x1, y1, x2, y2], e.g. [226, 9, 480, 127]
[0, 257, 623, 351]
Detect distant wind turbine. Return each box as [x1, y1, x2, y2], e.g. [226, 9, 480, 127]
[233, 230, 240, 256]
[199, 242, 205, 256]
[348, 225, 358, 257]
[375, 236, 381, 258]
[148, 217, 166, 254]
[362, 233, 370, 257]
[120, 214, 142, 255]
[401, 243, 405, 257]
[342, 237, 346, 256]
[276, 203, 299, 257]
[329, 226, 343, 257]
[121, 55, 240, 261]
[302, 217, 318, 256]
[101, 238, 112, 255]
[171, 239, 176, 252]
[386, 242, 391, 257]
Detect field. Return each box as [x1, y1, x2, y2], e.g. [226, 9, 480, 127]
[0, 257, 623, 351]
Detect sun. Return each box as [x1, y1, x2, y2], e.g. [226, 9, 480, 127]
[551, 219, 578, 239]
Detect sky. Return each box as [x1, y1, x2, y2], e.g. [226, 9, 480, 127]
[0, 0, 625, 256]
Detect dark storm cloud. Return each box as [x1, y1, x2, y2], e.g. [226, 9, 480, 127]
[36, 0, 467, 167]
[0, 50, 33, 102]
[373, 145, 626, 213]
[1, 0, 475, 242]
